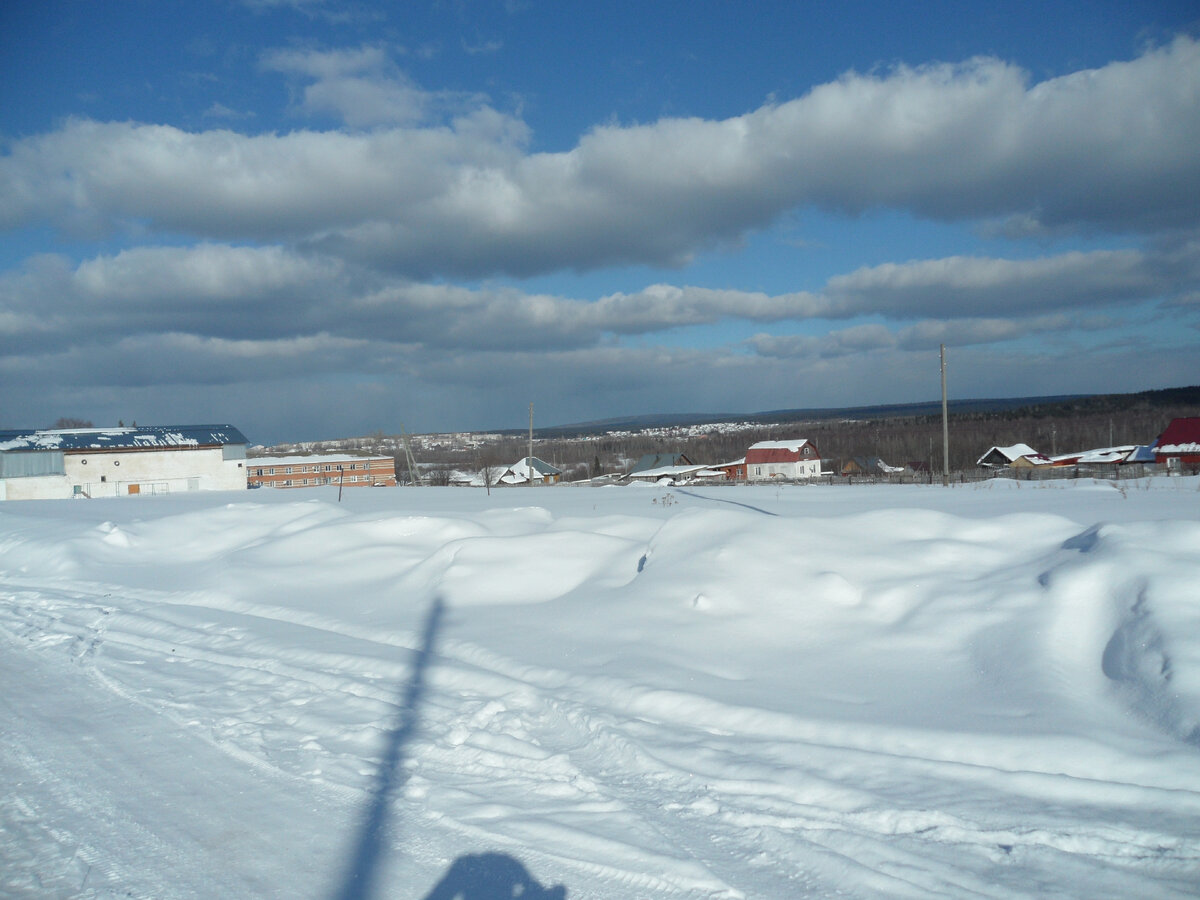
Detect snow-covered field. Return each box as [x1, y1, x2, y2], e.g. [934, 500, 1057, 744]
[3, 478, 1199, 899]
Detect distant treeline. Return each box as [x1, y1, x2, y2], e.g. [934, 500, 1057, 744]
[266, 386, 1200, 481]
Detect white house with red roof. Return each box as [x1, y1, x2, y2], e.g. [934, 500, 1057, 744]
[744, 439, 821, 481]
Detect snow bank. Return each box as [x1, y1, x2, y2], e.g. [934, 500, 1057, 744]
[3, 478, 1199, 898]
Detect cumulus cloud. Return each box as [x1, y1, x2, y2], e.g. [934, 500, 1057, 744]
[822, 248, 1191, 318]
[747, 312, 1129, 361]
[72, 244, 342, 302]
[261, 45, 437, 126]
[3, 38, 1198, 277]
[3, 239, 1197, 363]
[0, 113, 530, 240]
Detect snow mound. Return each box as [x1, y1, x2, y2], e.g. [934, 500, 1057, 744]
[3, 479, 1200, 899]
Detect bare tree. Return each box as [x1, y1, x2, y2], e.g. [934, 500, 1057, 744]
[477, 447, 498, 495]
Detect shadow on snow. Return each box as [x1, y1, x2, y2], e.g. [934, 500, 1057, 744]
[420, 852, 566, 899]
[330, 594, 567, 900]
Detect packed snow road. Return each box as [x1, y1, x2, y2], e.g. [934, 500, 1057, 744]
[2, 478, 1199, 898]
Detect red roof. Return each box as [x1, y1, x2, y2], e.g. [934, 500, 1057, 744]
[745, 446, 806, 464]
[1155, 417, 1200, 453]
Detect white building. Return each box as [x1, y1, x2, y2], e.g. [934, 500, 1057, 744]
[744, 439, 822, 481]
[499, 457, 562, 485]
[0, 425, 249, 500]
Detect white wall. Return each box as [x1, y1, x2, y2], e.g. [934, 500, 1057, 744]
[0, 475, 74, 501]
[747, 459, 822, 481]
[61, 448, 247, 498]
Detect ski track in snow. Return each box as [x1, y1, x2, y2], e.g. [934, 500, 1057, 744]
[2, 480, 1200, 898]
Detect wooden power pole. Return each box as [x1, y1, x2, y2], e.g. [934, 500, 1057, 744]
[941, 344, 950, 486]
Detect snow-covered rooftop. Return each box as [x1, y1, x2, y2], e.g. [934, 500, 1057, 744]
[0, 425, 247, 453]
[747, 439, 811, 452]
[627, 463, 712, 480]
[977, 443, 1038, 465]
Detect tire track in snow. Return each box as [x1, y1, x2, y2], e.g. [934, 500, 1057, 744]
[6, 556, 1200, 899]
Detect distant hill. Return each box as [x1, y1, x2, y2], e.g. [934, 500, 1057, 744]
[528, 386, 1200, 438]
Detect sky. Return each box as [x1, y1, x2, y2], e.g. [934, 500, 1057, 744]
[2, 1, 1199, 444]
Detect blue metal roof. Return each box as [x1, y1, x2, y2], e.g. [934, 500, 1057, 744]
[0, 425, 249, 452]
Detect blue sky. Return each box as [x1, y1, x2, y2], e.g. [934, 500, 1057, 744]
[2, 1, 1198, 443]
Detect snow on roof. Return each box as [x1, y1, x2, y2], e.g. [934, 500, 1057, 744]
[1051, 446, 1157, 465]
[1014, 453, 1054, 466]
[977, 443, 1038, 465]
[505, 457, 562, 479]
[748, 439, 811, 452]
[627, 464, 710, 480]
[629, 453, 690, 473]
[0, 425, 247, 452]
[1075, 446, 1137, 465]
[1154, 417, 1200, 453]
[746, 440, 817, 464]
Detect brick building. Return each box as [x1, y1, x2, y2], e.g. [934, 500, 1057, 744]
[248, 454, 397, 489]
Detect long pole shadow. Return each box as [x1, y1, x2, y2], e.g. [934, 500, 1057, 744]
[675, 487, 779, 516]
[333, 595, 445, 900]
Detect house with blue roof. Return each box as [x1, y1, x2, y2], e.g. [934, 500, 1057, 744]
[0, 425, 249, 500]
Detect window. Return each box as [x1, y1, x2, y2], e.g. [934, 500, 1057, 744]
[285, 466, 293, 474]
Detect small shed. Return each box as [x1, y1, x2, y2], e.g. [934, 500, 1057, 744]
[1010, 453, 1053, 468]
[841, 456, 883, 476]
[976, 444, 1039, 468]
[626, 463, 722, 484]
[714, 457, 747, 481]
[629, 453, 694, 475]
[499, 457, 563, 485]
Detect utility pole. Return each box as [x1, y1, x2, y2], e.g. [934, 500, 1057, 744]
[941, 344, 950, 487]
[399, 423, 422, 485]
[528, 402, 535, 487]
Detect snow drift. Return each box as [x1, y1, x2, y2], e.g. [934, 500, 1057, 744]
[2, 478, 1199, 898]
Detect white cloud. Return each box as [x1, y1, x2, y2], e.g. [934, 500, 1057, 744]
[203, 102, 256, 120]
[261, 45, 492, 127]
[3, 240, 1197, 362]
[72, 244, 341, 302]
[3, 38, 1198, 276]
[823, 249, 1183, 318]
